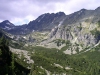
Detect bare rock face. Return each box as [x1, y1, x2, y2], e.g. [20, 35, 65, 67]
[44, 7, 100, 49]
[1, 7, 100, 50]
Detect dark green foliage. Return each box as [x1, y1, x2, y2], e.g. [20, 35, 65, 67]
[0, 36, 12, 75]
[98, 20, 100, 27]
[66, 40, 71, 46]
[30, 46, 68, 73]
[61, 45, 68, 51]
[1, 36, 100, 75]
[77, 24, 82, 31]
[28, 44, 100, 75]
[53, 39, 65, 47]
[75, 47, 79, 53]
[61, 40, 71, 51]
[10, 41, 24, 49]
[90, 28, 100, 38]
[0, 37, 30, 75]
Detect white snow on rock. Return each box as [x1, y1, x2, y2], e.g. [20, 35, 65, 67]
[6, 22, 11, 25]
[3, 26, 11, 30]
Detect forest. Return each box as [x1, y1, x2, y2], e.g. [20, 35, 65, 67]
[0, 36, 100, 75]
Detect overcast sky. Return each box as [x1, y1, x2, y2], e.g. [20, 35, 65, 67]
[0, 0, 100, 25]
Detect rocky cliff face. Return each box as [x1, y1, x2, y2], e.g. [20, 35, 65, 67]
[0, 7, 100, 52]
[41, 7, 100, 50]
[27, 12, 66, 31]
[0, 12, 66, 35]
[48, 22, 97, 47]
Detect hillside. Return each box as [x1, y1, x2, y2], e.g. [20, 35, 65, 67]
[0, 6, 100, 75]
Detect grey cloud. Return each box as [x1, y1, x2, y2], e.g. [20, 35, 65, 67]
[32, 0, 68, 3]
[0, 0, 59, 20]
[0, 0, 28, 19]
[0, 0, 100, 25]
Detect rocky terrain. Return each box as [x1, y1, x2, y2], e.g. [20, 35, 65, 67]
[0, 6, 100, 75]
[0, 7, 100, 50]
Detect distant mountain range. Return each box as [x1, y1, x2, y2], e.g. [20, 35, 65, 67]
[0, 7, 100, 35]
[0, 12, 66, 35]
[0, 6, 100, 49]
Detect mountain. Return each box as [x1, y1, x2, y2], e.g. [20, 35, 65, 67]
[0, 20, 15, 30]
[27, 12, 66, 31]
[8, 24, 28, 35]
[0, 7, 100, 35]
[0, 7, 100, 46]
[39, 7, 100, 50]
[0, 37, 30, 75]
[0, 12, 65, 35]
[0, 6, 100, 75]
[0, 7, 100, 48]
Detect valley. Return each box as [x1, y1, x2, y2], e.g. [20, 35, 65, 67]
[0, 6, 100, 75]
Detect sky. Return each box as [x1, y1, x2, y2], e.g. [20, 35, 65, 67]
[0, 0, 100, 25]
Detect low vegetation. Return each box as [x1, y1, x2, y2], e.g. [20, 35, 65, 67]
[1, 36, 100, 75]
[27, 44, 100, 75]
[0, 37, 30, 75]
[90, 28, 100, 38]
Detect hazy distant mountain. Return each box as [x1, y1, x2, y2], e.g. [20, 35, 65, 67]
[0, 20, 15, 30]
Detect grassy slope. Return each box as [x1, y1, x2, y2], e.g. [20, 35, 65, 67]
[28, 44, 100, 75]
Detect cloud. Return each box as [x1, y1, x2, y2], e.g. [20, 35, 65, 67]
[0, 0, 100, 25]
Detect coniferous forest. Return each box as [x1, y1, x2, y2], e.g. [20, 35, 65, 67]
[0, 35, 100, 75]
[0, 36, 30, 75]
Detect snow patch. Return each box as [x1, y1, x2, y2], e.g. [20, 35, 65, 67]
[58, 19, 65, 27]
[32, 30, 34, 32]
[38, 20, 40, 22]
[41, 14, 45, 19]
[58, 21, 63, 27]
[3, 26, 11, 30]
[6, 22, 11, 25]
[78, 10, 83, 15]
[23, 36, 26, 39]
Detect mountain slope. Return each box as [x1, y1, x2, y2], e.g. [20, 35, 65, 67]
[0, 20, 15, 30]
[42, 7, 100, 49]
[0, 12, 66, 35]
[1, 7, 100, 51]
[27, 12, 66, 31]
[0, 6, 100, 75]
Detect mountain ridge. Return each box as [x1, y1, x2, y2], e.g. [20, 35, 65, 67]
[0, 7, 100, 35]
[1, 6, 100, 75]
[0, 7, 100, 50]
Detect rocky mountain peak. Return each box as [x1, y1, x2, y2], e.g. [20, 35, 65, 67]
[95, 6, 100, 12]
[1, 20, 14, 26]
[36, 12, 65, 21]
[80, 8, 87, 11]
[3, 20, 9, 23]
[0, 6, 100, 35]
[55, 12, 66, 16]
[27, 12, 66, 31]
